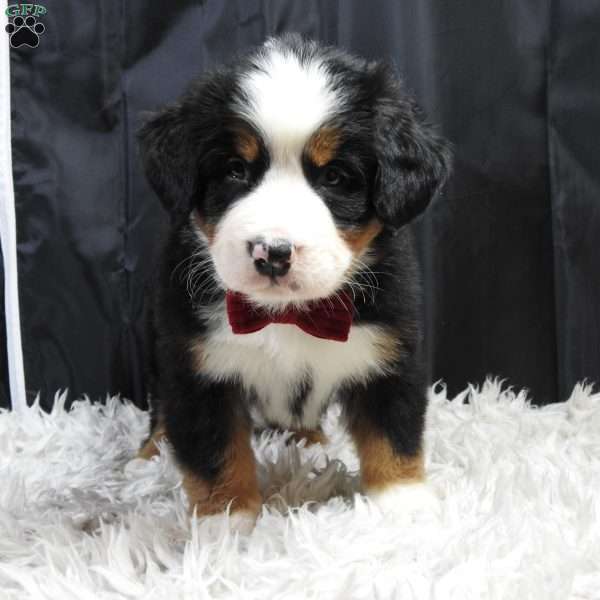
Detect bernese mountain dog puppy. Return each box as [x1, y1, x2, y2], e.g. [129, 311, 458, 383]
[137, 34, 450, 532]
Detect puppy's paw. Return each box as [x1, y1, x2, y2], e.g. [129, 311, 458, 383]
[226, 509, 260, 535]
[193, 506, 260, 537]
[366, 482, 441, 522]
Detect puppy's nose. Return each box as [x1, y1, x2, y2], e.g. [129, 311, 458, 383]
[267, 240, 292, 263]
[247, 238, 293, 278]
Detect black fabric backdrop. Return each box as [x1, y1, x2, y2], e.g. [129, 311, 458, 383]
[3, 0, 599, 409]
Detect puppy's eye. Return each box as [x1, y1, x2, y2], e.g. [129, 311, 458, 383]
[226, 157, 248, 181]
[322, 165, 345, 187]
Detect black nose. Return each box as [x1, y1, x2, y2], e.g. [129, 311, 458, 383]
[267, 240, 292, 263]
[247, 238, 293, 278]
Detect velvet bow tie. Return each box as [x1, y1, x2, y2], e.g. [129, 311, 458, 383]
[225, 290, 354, 342]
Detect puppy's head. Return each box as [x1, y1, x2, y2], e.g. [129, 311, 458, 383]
[139, 35, 450, 307]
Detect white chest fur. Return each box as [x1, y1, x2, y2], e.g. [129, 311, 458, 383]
[195, 304, 394, 428]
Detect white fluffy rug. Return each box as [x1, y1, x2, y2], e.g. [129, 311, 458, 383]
[0, 380, 599, 599]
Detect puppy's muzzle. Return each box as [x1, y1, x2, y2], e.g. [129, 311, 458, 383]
[247, 237, 293, 279]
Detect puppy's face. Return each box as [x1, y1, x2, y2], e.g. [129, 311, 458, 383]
[204, 56, 377, 305]
[139, 36, 450, 307]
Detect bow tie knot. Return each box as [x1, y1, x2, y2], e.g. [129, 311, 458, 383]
[225, 291, 354, 342]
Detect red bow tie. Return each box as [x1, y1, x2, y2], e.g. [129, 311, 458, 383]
[225, 290, 354, 342]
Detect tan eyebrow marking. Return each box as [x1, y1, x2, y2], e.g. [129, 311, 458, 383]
[233, 128, 260, 163]
[306, 126, 341, 167]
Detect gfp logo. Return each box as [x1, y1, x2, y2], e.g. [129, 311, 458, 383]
[5, 4, 47, 48]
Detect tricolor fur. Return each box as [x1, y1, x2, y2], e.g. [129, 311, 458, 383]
[137, 34, 451, 526]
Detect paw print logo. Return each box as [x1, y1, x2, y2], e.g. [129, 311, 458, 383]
[5, 15, 45, 48]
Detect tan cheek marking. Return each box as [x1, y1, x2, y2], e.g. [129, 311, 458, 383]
[340, 219, 383, 255]
[182, 422, 262, 517]
[137, 425, 167, 460]
[351, 423, 424, 492]
[306, 127, 340, 167]
[234, 129, 260, 163]
[192, 210, 216, 245]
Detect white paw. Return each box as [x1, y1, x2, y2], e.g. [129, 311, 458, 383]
[194, 509, 259, 537]
[227, 510, 259, 535]
[367, 482, 441, 522]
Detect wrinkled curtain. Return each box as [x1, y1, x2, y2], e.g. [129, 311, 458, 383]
[2, 0, 599, 409]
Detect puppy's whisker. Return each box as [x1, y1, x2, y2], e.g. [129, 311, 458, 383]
[182, 254, 217, 300]
[343, 277, 367, 305]
[346, 281, 357, 302]
[193, 277, 220, 301]
[190, 271, 216, 297]
[170, 250, 206, 283]
[345, 276, 380, 304]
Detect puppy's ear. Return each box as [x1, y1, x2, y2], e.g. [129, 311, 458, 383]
[373, 88, 451, 229]
[137, 105, 196, 220]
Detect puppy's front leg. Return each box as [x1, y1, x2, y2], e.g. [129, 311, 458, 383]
[346, 372, 435, 516]
[165, 377, 261, 530]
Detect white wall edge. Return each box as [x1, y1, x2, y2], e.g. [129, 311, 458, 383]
[0, 10, 27, 412]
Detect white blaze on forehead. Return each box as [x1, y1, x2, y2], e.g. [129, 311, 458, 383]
[210, 41, 352, 306]
[238, 45, 340, 158]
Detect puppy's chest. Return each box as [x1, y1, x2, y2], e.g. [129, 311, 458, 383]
[197, 311, 391, 428]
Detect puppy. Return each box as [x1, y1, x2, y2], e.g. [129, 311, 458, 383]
[137, 34, 450, 530]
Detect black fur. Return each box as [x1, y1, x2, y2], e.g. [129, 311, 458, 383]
[138, 35, 451, 499]
[289, 375, 313, 421]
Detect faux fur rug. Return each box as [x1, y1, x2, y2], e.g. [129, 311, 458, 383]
[0, 380, 598, 599]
